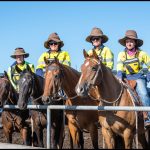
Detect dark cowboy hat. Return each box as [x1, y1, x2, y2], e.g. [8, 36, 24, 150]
[10, 48, 29, 59]
[44, 32, 64, 49]
[86, 27, 108, 43]
[118, 30, 143, 47]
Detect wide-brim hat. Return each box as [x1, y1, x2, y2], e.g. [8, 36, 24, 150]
[10, 48, 29, 59]
[44, 32, 64, 49]
[118, 30, 143, 47]
[86, 27, 108, 43]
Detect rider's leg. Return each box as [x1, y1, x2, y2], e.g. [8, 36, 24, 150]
[136, 78, 150, 127]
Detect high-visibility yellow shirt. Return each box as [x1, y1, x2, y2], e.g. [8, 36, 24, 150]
[88, 46, 114, 70]
[36, 50, 71, 71]
[117, 49, 150, 75]
[7, 61, 35, 91]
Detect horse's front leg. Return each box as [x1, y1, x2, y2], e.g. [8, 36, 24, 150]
[20, 126, 31, 146]
[123, 128, 134, 149]
[67, 117, 83, 149]
[3, 126, 12, 143]
[101, 126, 115, 149]
[89, 123, 98, 149]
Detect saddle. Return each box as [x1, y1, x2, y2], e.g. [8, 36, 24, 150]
[123, 79, 148, 121]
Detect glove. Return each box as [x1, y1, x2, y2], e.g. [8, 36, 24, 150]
[36, 68, 44, 77]
[147, 72, 150, 82]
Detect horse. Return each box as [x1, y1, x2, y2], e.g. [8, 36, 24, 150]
[75, 49, 149, 149]
[16, 65, 64, 148]
[0, 71, 31, 145]
[42, 57, 100, 149]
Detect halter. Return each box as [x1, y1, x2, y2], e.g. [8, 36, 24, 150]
[46, 65, 79, 101]
[85, 58, 124, 105]
[86, 58, 103, 87]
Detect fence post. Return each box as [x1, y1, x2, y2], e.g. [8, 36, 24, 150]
[47, 107, 51, 149]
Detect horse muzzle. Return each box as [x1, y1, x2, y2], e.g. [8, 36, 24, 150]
[75, 83, 89, 97]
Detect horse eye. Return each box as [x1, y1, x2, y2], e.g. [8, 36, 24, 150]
[92, 66, 97, 71]
[55, 74, 59, 79]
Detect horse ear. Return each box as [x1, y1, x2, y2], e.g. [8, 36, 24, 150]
[4, 71, 9, 79]
[15, 65, 22, 74]
[93, 49, 99, 60]
[83, 49, 89, 58]
[44, 57, 50, 65]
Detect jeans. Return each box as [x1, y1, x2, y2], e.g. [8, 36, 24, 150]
[136, 78, 150, 119]
[36, 69, 44, 78]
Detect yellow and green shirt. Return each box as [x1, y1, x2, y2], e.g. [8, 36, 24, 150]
[117, 49, 150, 80]
[88, 45, 114, 70]
[7, 61, 35, 91]
[36, 50, 71, 71]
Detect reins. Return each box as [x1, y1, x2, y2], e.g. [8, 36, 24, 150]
[88, 81, 124, 104]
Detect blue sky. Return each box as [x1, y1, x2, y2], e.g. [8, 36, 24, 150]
[0, 1, 150, 72]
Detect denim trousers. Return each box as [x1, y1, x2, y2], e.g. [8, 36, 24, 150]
[136, 78, 150, 118]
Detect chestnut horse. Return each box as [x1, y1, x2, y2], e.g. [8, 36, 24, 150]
[16, 65, 64, 148]
[42, 57, 100, 149]
[75, 49, 149, 149]
[0, 71, 31, 145]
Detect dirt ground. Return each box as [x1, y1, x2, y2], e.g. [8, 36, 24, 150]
[0, 115, 144, 149]
[0, 125, 103, 149]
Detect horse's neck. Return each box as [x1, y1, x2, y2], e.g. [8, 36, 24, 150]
[98, 67, 122, 101]
[61, 66, 80, 97]
[7, 84, 18, 105]
[31, 75, 44, 104]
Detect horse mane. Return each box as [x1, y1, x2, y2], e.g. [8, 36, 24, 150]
[1, 72, 18, 104]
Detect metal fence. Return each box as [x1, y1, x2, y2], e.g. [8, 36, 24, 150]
[3, 105, 150, 149]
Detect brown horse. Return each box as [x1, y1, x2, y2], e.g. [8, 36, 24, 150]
[0, 71, 31, 145]
[16, 65, 64, 148]
[75, 49, 149, 149]
[42, 57, 99, 149]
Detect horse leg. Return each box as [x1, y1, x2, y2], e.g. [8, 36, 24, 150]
[20, 126, 30, 146]
[123, 129, 134, 149]
[3, 126, 12, 143]
[34, 125, 44, 147]
[89, 124, 98, 149]
[68, 128, 73, 149]
[50, 124, 57, 149]
[101, 126, 115, 149]
[68, 120, 83, 149]
[138, 132, 148, 149]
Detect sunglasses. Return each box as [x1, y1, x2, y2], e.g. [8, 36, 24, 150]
[91, 37, 101, 41]
[49, 42, 58, 46]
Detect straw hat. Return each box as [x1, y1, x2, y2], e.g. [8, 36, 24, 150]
[10, 48, 29, 58]
[86, 27, 108, 43]
[118, 30, 143, 47]
[44, 32, 64, 49]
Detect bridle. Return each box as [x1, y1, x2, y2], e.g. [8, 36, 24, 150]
[83, 58, 124, 105]
[86, 58, 103, 89]
[45, 64, 66, 101]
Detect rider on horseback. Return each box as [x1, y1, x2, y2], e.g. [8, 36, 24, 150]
[85, 27, 114, 70]
[36, 32, 71, 77]
[116, 30, 150, 128]
[7, 47, 35, 93]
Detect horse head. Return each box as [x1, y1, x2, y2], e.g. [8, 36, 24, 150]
[42, 57, 64, 104]
[17, 65, 35, 110]
[0, 71, 14, 107]
[75, 49, 103, 97]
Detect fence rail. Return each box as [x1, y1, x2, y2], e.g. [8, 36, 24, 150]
[3, 104, 150, 149]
